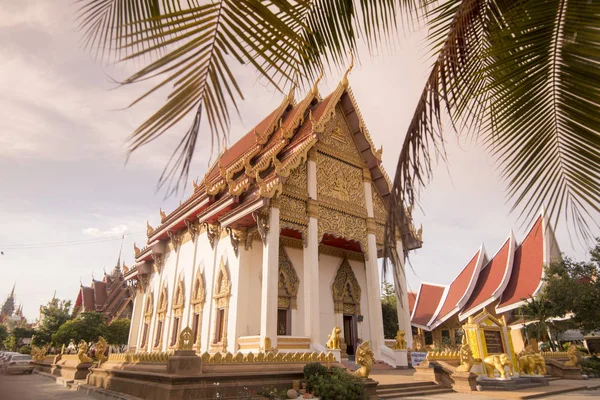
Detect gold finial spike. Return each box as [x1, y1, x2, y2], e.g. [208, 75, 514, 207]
[286, 75, 298, 102]
[160, 208, 167, 221]
[341, 52, 354, 87]
[146, 221, 155, 237]
[311, 69, 324, 97]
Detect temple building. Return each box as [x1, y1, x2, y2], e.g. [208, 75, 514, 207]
[124, 69, 422, 364]
[410, 211, 561, 353]
[74, 261, 135, 322]
[1, 284, 27, 327]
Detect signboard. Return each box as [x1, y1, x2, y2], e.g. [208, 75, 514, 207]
[483, 330, 505, 354]
[410, 352, 427, 366]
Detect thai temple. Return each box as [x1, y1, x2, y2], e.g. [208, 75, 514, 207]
[1, 284, 26, 327]
[123, 68, 422, 365]
[74, 258, 135, 322]
[409, 211, 561, 354]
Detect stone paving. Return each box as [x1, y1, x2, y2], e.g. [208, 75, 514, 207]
[0, 372, 92, 400]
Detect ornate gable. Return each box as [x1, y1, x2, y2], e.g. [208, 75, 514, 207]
[316, 109, 364, 167]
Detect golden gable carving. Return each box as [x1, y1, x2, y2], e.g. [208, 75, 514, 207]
[317, 154, 365, 208]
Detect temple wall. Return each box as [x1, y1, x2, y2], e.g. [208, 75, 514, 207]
[196, 229, 215, 354]
[286, 246, 305, 337]
[235, 240, 263, 340]
[127, 290, 144, 351]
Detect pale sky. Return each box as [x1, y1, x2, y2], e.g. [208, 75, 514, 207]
[0, 0, 597, 321]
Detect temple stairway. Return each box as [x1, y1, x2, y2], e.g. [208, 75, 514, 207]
[376, 382, 453, 398]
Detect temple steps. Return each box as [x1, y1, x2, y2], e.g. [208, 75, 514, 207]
[376, 381, 453, 398]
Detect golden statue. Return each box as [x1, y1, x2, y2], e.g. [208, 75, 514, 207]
[326, 326, 342, 350]
[95, 336, 108, 366]
[392, 330, 407, 350]
[564, 343, 581, 367]
[413, 336, 423, 351]
[456, 335, 474, 372]
[178, 327, 194, 350]
[78, 340, 94, 363]
[160, 208, 167, 221]
[482, 353, 513, 379]
[518, 345, 546, 375]
[354, 341, 375, 378]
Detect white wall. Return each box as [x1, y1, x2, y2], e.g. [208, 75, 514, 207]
[286, 246, 305, 336]
[235, 240, 263, 341]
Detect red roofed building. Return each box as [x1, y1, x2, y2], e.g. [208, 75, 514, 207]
[411, 211, 560, 352]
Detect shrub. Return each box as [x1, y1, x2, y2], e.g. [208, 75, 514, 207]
[308, 367, 364, 400]
[303, 362, 328, 380]
[19, 345, 31, 355]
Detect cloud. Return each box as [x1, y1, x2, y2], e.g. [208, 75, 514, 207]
[82, 225, 129, 238]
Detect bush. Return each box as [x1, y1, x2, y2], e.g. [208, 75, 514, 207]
[303, 362, 328, 380]
[19, 345, 31, 355]
[307, 367, 364, 400]
[582, 357, 600, 374]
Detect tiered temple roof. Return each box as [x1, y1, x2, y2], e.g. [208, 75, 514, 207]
[74, 263, 134, 322]
[411, 210, 560, 330]
[126, 67, 422, 283]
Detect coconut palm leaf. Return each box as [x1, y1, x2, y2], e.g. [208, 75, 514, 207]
[385, 0, 600, 273]
[77, 0, 420, 193]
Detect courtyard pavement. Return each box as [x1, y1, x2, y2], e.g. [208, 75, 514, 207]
[0, 372, 92, 400]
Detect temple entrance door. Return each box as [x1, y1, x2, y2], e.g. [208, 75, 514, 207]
[343, 314, 357, 358]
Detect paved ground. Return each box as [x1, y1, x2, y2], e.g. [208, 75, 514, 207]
[401, 388, 600, 399]
[0, 372, 92, 400]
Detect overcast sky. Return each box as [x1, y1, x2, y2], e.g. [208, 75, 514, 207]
[1, 0, 597, 321]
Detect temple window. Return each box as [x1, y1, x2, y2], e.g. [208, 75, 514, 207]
[424, 331, 433, 346]
[211, 258, 231, 352]
[154, 286, 168, 349]
[190, 270, 206, 350]
[170, 278, 185, 348]
[277, 246, 299, 336]
[141, 292, 153, 349]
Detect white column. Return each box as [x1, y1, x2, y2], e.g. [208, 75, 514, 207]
[128, 289, 144, 351]
[304, 153, 320, 346]
[395, 240, 413, 349]
[363, 180, 384, 360]
[260, 206, 280, 350]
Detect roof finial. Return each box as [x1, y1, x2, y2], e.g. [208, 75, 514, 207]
[115, 233, 124, 272]
[287, 74, 298, 102]
[341, 51, 354, 87]
[9, 282, 15, 298]
[311, 69, 324, 97]
[52, 290, 56, 301]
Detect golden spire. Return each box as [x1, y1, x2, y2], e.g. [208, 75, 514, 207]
[341, 52, 354, 87]
[311, 69, 324, 97]
[146, 221, 155, 237]
[286, 74, 298, 102]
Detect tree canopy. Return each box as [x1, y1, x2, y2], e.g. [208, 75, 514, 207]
[52, 312, 108, 347]
[539, 238, 600, 334]
[105, 319, 131, 347]
[33, 298, 72, 346]
[381, 281, 399, 339]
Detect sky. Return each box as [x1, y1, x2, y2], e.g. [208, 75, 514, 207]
[0, 0, 598, 322]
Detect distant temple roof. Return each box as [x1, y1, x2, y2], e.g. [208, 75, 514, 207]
[74, 263, 134, 322]
[411, 211, 560, 331]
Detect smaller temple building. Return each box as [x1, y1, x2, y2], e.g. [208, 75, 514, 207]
[74, 262, 134, 322]
[410, 210, 561, 355]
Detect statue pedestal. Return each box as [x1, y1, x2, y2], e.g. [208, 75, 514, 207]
[328, 349, 341, 362]
[392, 349, 408, 368]
[476, 376, 549, 391]
[452, 371, 478, 393]
[167, 350, 202, 375]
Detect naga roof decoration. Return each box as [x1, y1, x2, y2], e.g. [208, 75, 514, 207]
[132, 62, 416, 266]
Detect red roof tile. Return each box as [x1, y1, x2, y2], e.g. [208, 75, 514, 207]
[460, 236, 513, 319]
[432, 248, 482, 326]
[496, 217, 544, 312]
[411, 283, 446, 328]
[408, 292, 417, 314]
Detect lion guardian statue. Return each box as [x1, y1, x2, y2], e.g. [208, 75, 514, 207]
[326, 326, 342, 350]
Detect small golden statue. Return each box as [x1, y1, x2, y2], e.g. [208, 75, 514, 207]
[564, 343, 581, 367]
[392, 330, 407, 350]
[456, 335, 474, 372]
[482, 353, 513, 379]
[326, 326, 342, 350]
[178, 327, 194, 350]
[95, 336, 108, 366]
[354, 341, 375, 378]
[78, 340, 94, 363]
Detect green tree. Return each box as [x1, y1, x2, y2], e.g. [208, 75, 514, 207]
[518, 296, 558, 350]
[33, 298, 72, 346]
[0, 324, 8, 349]
[3, 335, 16, 352]
[381, 282, 399, 339]
[541, 239, 600, 334]
[77, 0, 600, 252]
[105, 319, 131, 347]
[51, 312, 108, 347]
